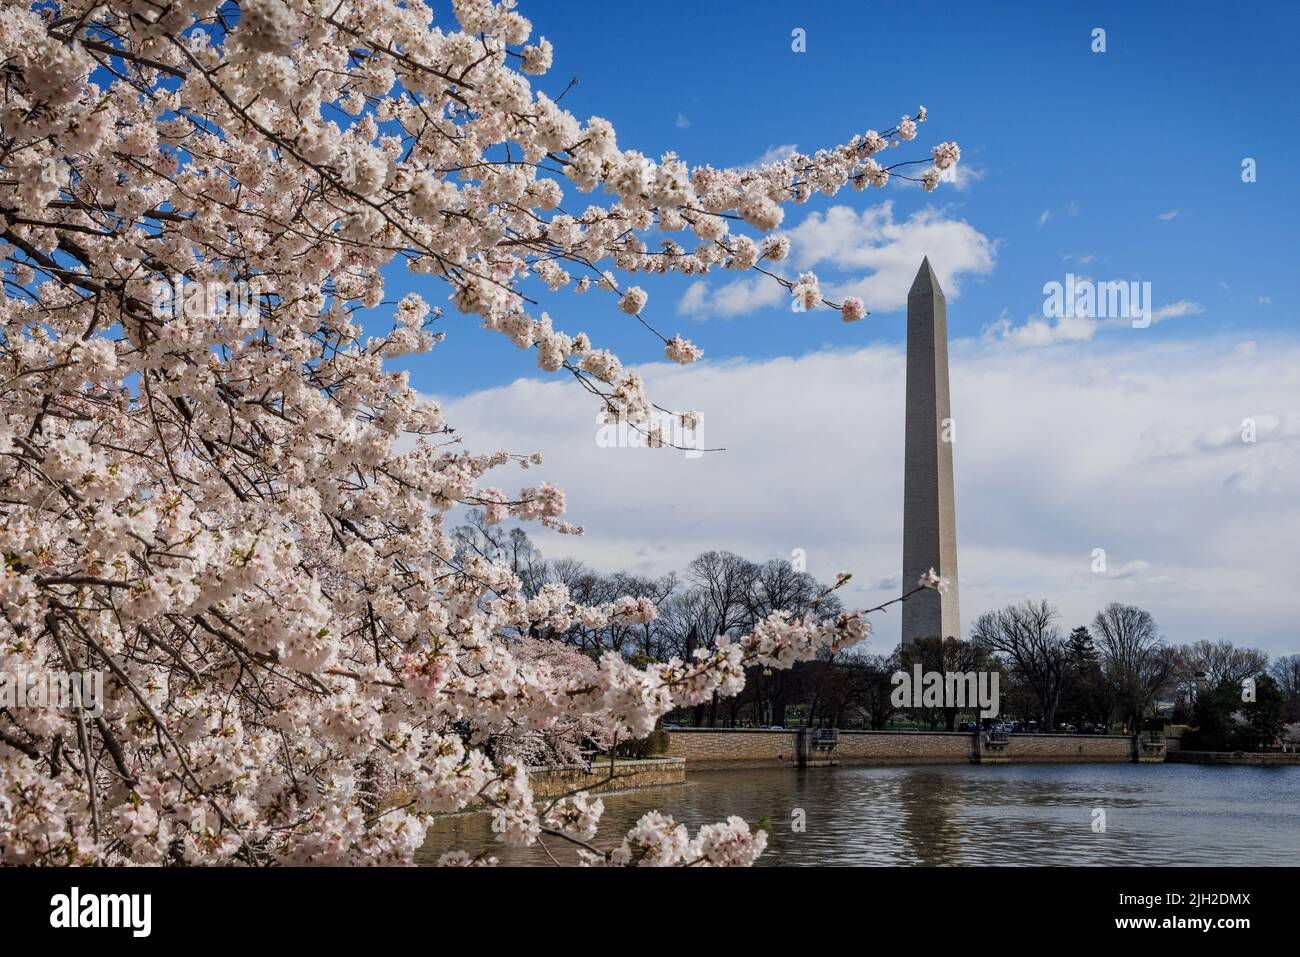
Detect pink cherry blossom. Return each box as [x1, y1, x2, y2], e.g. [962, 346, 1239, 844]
[0, 0, 957, 867]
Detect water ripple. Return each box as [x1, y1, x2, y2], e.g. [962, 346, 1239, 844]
[418, 763, 1300, 867]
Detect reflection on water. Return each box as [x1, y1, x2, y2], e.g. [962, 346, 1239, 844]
[418, 763, 1300, 866]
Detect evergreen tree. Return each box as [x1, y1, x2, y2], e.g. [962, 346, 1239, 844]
[1066, 626, 1098, 666]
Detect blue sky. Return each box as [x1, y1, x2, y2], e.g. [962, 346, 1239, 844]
[377, 1, 1300, 654]
[386, 0, 1300, 395]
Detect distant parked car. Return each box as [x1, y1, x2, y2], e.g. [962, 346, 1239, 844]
[662, 723, 682, 730]
[1058, 722, 1075, 732]
[768, 725, 786, 731]
[958, 721, 979, 732]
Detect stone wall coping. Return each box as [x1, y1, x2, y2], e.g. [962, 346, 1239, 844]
[665, 728, 1132, 739]
[1006, 732, 1132, 740]
[838, 729, 977, 737]
[662, 727, 794, 733]
[1169, 750, 1300, 761]
[526, 756, 684, 772]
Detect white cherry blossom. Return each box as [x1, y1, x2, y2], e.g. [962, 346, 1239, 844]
[0, 0, 958, 866]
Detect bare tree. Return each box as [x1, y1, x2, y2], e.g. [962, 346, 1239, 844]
[575, 571, 675, 657]
[654, 588, 722, 661]
[1270, 654, 1300, 723]
[899, 636, 999, 730]
[452, 509, 545, 588]
[1176, 639, 1269, 688]
[742, 559, 840, 623]
[970, 599, 1068, 730]
[1092, 603, 1177, 731]
[740, 559, 842, 727]
[687, 551, 759, 638]
[847, 652, 903, 729]
[454, 516, 677, 655]
[683, 551, 759, 726]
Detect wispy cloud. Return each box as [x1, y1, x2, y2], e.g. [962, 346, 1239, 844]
[1156, 209, 1180, 221]
[1153, 300, 1204, 322]
[1039, 202, 1081, 227]
[743, 143, 798, 169]
[675, 113, 690, 129]
[984, 313, 1098, 347]
[985, 299, 1203, 347]
[677, 275, 784, 318]
[938, 162, 985, 191]
[677, 202, 996, 318]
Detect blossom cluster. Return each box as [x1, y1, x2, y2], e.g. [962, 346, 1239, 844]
[0, 0, 954, 866]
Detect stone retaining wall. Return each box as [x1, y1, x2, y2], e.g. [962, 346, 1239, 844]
[665, 728, 1152, 768]
[663, 728, 799, 769]
[1167, 750, 1300, 766]
[836, 730, 973, 764]
[1003, 732, 1135, 762]
[526, 757, 685, 799]
[390, 757, 685, 812]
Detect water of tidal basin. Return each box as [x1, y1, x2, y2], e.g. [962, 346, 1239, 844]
[417, 763, 1300, 866]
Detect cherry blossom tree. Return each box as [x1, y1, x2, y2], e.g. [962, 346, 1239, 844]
[1282, 723, 1300, 753]
[0, 0, 958, 865]
[484, 636, 615, 768]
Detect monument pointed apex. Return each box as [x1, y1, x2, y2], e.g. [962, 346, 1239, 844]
[909, 256, 944, 299]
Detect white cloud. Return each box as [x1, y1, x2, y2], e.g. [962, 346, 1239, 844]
[744, 143, 798, 169]
[676, 202, 995, 319]
[1110, 560, 1154, 581]
[789, 204, 995, 307]
[1039, 202, 1080, 226]
[987, 299, 1203, 347]
[675, 113, 690, 129]
[987, 314, 1099, 347]
[1156, 210, 1180, 221]
[677, 280, 709, 316]
[437, 335, 1300, 656]
[1152, 299, 1203, 323]
[939, 162, 984, 191]
[900, 163, 984, 192]
[677, 273, 785, 318]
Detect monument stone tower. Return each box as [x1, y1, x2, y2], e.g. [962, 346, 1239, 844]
[901, 257, 961, 645]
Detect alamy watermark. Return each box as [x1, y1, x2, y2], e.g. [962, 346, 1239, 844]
[151, 274, 270, 320]
[891, 666, 1001, 718]
[50, 887, 151, 937]
[595, 410, 705, 459]
[0, 669, 103, 718]
[1043, 273, 1152, 328]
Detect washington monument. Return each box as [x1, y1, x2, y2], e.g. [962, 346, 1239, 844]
[901, 257, 961, 645]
